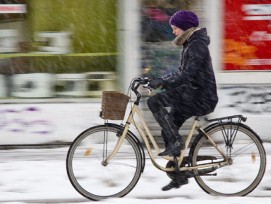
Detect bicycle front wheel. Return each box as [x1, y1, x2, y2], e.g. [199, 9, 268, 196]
[190, 123, 266, 196]
[66, 124, 143, 200]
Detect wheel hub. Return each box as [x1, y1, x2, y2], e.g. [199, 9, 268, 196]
[228, 158, 233, 165]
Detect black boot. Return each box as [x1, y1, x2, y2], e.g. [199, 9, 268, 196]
[152, 112, 185, 157]
[162, 176, 188, 191]
[158, 137, 185, 157]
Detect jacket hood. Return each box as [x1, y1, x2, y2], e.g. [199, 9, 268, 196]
[186, 28, 210, 46]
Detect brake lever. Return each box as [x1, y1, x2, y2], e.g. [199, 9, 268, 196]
[143, 83, 152, 95]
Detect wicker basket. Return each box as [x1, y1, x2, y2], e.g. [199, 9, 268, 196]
[100, 91, 130, 120]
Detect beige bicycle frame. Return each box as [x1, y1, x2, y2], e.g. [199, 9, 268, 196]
[103, 103, 229, 173]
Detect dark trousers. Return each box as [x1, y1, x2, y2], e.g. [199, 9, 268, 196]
[147, 92, 192, 145]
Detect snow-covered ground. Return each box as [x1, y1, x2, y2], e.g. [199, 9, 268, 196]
[0, 100, 270, 203]
[0, 143, 270, 204]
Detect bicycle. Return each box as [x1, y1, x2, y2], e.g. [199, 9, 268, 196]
[66, 77, 266, 201]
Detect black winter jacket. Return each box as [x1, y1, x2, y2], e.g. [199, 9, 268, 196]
[161, 28, 218, 116]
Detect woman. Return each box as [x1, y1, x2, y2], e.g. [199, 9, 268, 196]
[147, 10, 218, 191]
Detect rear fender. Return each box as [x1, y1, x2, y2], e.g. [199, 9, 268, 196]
[189, 121, 263, 160]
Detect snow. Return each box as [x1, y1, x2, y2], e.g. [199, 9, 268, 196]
[0, 144, 270, 203]
[0, 102, 270, 203]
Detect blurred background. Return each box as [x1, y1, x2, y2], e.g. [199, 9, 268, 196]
[0, 0, 270, 144]
[0, 1, 271, 202]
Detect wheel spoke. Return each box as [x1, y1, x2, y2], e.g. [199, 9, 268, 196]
[191, 123, 266, 196]
[231, 142, 257, 158]
[66, 125, 143, 200]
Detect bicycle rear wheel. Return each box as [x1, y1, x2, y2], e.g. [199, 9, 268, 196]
[190, 122, 266, 196]
[66, 124, 143, 200]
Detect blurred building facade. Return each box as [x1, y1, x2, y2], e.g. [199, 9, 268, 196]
[0, 0, 270, 121]
[0, 0, 118, 98]
[136, 0, 271, 140]
[0, 0, 270, 143]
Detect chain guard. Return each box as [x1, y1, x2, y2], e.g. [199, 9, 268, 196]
[166, 155, 218, 179]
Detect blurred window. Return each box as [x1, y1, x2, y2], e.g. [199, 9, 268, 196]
[141, 0, 194, 78]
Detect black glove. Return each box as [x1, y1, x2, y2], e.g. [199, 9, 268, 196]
[149, 79, 164, 89]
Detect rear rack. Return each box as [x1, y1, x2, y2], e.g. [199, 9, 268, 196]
[198, 115, 247, 123]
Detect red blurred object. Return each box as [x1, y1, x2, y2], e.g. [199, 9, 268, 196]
[144, 8, 170, 22]
[223, 0, 271, 70]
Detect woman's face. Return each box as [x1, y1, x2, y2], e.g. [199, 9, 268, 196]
[171, 25, 184, 37]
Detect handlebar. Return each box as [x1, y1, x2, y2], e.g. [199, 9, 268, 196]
[130, 77, 152, 104]
[131, 77, 151, 91]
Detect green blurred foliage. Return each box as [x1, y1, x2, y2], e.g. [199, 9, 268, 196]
[27, 0, 117, 73]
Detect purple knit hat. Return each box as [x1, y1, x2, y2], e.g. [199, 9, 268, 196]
[169, 10, 199, 31]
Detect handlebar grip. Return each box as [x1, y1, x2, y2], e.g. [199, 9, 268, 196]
[131, 77, 151, 90]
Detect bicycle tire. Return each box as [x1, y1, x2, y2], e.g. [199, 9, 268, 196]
[189, 122, 266, 196]
[66, 124, 143, 200]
